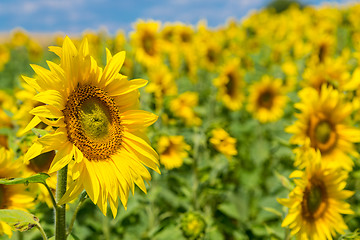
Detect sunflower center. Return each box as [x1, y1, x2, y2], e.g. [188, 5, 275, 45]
[63, 85, 123, 161]
[302, 180, 328, 220]
[258, 90, 274, 109]
[315, 121, 332, 144]
[142, 33, 155, 56]
[225, 72, 237, 97]
[79, 98, 111, 141]
[306, 185, 322, 214]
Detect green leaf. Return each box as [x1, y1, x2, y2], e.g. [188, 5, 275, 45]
[0, 173, 50, 186]
[0, 209, 40, 232]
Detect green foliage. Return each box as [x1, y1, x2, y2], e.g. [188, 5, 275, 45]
[0, 173, 50, 186]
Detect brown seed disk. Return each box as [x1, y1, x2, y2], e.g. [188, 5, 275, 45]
[63, 85, 123, 161]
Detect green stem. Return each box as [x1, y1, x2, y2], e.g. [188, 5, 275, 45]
[55, 165, 68, 240]
[36, 224, 48, 240]
[41, 182, 57, 209]
[66, 192, 88, 237]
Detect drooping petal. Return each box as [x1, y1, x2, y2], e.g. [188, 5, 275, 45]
[48, 142, 74, 173]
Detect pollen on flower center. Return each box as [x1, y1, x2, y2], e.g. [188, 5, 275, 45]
[63, 85, 123, 161]
[79, 98, 111, 141]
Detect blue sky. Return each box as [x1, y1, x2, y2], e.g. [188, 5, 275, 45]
[0, 0, 357, 34]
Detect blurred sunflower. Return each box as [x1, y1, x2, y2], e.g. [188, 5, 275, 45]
[213, 58, 244, 111]
[146, 64, 177, 110]
[158, 135, 190, 170]
[278, 150, 353, 239]
[22, 36, 160, 216]
[0, 44, 10, 71]
[170, 92, 201, 127]
[246, 75, 288, 123]
[0, 147, 35, 238]
[131, 20, 162, 67]
[210, 128, 237, 159]
[286, 86, 360, 171]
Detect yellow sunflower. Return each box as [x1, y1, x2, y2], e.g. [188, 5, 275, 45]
[0, 44, 10, 71]
[158, 135, 191, 170]
[0, 147, 35, 237]
[170, 92, 202, 127]
[146, 63, 177, 110]
[22, 36, 160, 217]
[209, 128, 237, 159]
[213, 58, 244, 111]
[278, 150, 354, 240]
[131, 20, 162, 67]
[286, 85, 360, 171]
[246, 75, 288, 123]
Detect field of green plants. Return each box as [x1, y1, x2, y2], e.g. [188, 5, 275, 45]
[1, 3, 360, 240]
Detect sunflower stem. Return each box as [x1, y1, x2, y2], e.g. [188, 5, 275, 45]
[41, 182, 57, 209]
[55, 165, 68, 240]
[66, 192, 88, 237]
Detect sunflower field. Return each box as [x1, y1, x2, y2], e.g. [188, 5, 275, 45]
[1, 2, 360, 240]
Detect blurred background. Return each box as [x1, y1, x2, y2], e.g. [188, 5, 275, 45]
[0, 0, 355, 35]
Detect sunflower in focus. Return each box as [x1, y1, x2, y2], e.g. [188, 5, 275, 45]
[22, 36, 160, 217]
[158, 135, 190, 170]
[278, 150, 353, 240]
[0, 147, 35, 237]
[286, 86, 360, 171]
[210, 128, 237, 159]
[213, 58, 244, 111]
[170, 92, 201, 126]
[246, 75, 288, 123]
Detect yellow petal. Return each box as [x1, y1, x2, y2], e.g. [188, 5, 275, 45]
[48, 46, 62, 57]
[30, 105, 63, 118]
[30, 64, 61, 90]
[58, 180, 84, 205]
[22, 75, 41, 92]
[121, 110, 158, 131]
[33, 90, 66, 110]
[99, 51, 125, 86]
[48, 143, 74, 173]
[18, 115, 41, 136]
[83, 159, 100, 204]
[107, 78, 147, 97]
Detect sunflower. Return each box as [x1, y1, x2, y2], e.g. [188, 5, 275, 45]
[213, 58, 244, 111]
[170, 92, 202, 127]
[246, 75, 288, 123]
[131, 20, 162, 67]
[158, 135, 191, 170]
[0, 147, 35, 237]
[146, 63, 177, 110]
[286, 85, 360, 171]
[278, 150, 354, 239]
[0, 44, 10, 71]
[209, 128, 237, 159]
[22, 36, 160, 217]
